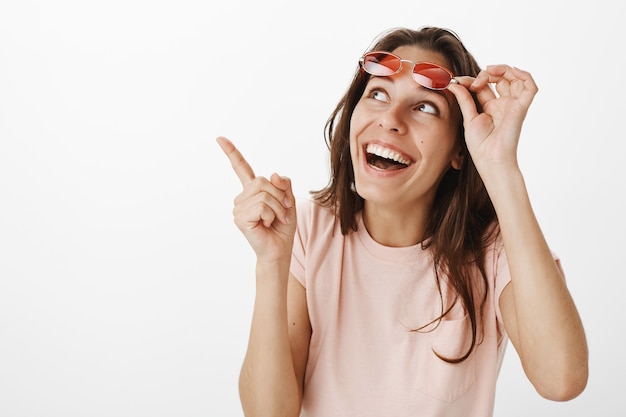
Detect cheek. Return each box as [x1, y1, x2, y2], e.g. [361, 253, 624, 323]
[349, 107, 367, 156]
[420, 129, 459, 166]
[348, 131, 359, 163]
[349, 105, 365, 133]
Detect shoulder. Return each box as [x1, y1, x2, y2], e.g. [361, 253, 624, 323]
[295, 198, 338, 235]
[295, 197, 332, 217]
[291, 198, 343, 286]
[292, 198, 345, 262]
[482, 222, 561, 276]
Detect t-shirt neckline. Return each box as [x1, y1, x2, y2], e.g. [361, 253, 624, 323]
[355, 211, 430, 264]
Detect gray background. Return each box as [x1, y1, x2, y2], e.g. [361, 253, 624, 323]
[1, 0, 622, 415]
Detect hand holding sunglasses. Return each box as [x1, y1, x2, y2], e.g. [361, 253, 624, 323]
[447, 64, 539, 174]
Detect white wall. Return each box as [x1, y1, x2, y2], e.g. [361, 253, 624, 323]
[1, 0, 622, 415]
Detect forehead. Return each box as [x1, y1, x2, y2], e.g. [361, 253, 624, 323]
[386, 44, 460, 121]
[391, 45, 450, 70]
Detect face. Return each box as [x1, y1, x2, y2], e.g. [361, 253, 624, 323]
[349, 45, 463, 213]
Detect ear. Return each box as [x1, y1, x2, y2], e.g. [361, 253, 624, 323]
[451, 147, 465, 170]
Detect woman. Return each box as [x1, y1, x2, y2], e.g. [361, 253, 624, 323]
[217, 26, 588, 417]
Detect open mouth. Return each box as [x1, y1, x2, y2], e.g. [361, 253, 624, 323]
[365, 143, 412, 171]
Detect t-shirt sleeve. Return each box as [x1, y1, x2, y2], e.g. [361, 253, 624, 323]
[493, 242, 511, 326]
[493, 239, 566, 326]
[290, 198, 311, 288]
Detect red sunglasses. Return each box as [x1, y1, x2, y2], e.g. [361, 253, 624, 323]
[359, 51, 457, 90]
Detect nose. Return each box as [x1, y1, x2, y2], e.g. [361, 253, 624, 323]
[378, 103, 406, 134]
[378, 67, 416, 134]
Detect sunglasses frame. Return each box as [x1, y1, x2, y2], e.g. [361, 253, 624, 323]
[359, 51, 457, 91]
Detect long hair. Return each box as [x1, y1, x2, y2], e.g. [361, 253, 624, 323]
[311, 26, 498, 363]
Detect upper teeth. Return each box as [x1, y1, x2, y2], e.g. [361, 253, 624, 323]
[366, 144, 411, 165]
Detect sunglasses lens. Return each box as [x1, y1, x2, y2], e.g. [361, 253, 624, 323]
[362, 52, 401, 76]
[413, 63, 452, 90]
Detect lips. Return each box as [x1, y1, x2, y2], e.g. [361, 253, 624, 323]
[365, 143, 413, 171]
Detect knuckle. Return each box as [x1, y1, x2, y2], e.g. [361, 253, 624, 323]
[257, 205, 276, 223]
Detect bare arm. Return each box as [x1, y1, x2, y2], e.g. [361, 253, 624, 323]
[239, 269, 311, 416]
[449, 68, 588, 400]
[217, 137, 311, 416]
[492, 169, 588, 400]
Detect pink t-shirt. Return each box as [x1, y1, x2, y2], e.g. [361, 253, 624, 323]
[290, 198, 514, 417]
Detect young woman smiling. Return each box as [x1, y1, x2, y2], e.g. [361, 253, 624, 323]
[218, 26, 588, 417]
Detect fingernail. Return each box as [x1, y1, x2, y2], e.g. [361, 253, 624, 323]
[283, 197, 293, 208]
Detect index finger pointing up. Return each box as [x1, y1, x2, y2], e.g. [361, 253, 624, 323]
[216, 136, 255, 185]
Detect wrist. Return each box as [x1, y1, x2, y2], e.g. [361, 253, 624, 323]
[480, 165, 533, 223]
[256, 256, 291, 283]
[477, 161, 524, 195]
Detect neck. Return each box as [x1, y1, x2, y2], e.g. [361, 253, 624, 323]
[362, 201, 430, 247]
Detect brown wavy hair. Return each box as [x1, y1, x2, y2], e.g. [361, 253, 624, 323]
[311, 26, 498, 363]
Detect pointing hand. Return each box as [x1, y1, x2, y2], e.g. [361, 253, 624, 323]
[217, 136, 297, 263]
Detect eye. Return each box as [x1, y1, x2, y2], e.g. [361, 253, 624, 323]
[366, 88, 389, 102]
[415, 102, 438, 115]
